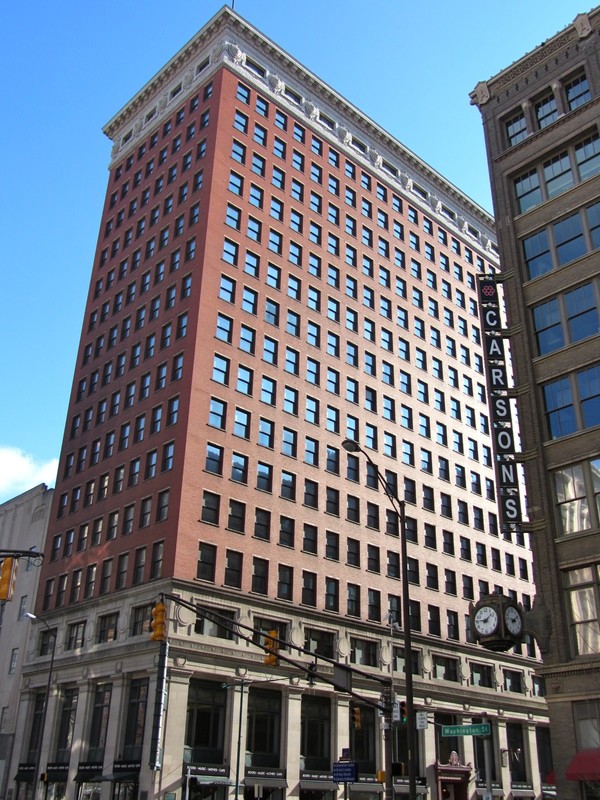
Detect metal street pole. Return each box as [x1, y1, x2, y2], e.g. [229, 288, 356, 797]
[399, 498, 417, 800]
[234, 681, 246, 800]
[383, 697, 393, 800]
[25, 613, 56, 800]
[389, 612, 401, 764]
[482, 713, 493, 800]
[342, 441, 417, 800]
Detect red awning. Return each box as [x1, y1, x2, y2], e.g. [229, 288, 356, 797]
[566, 749, 600, 781]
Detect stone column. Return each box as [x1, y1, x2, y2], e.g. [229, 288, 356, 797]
[496, 716, 509, 798]
[423, 709, 437, 800]
[38, 678, 61, 788]
[158, 669, 191, 800]
[68, 679, 95, 795]
[100, 672, 126, 800]
[285, 684, 304, 800]
[460, 712, 476, 776]
[521, 101, 536, 136]
[227, 680, 249, 800]
[524, 720, 540, 798]
[334, 694, 350, 799]
[9, 689, 37, 786]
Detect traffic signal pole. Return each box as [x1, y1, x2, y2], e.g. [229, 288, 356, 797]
[149, 598, 168, 770]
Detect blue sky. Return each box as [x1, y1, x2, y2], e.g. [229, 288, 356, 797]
[0, 0, 586, 502]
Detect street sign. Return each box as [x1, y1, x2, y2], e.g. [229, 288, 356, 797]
[416, 711, 428, 730]
[332, 761, 358, 783]
[441, 723, 491, 737]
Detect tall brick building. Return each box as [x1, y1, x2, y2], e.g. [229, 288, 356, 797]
[471, 7, 600, 800]
[13, 7, 551, 800]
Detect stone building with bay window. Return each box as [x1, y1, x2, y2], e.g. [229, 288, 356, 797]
[471, 6, 600, 799]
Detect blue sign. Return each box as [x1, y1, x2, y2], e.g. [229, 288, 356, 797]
[333, 762, 358, 783]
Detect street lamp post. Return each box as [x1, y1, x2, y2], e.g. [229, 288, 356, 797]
[25, 613, 56, 800]
[342, 440, 417, 800]
[389, 613, 400, 764]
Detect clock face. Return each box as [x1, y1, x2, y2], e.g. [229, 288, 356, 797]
[504, 606, 523, 636]
[474, 605, 499, 636]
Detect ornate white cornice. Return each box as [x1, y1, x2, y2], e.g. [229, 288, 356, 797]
[471, 9, 598, 104]
[102, 6, 498, 260]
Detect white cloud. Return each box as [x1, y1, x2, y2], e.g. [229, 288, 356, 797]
[0, 447, 58, 504]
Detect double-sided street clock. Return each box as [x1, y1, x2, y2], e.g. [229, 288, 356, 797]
[470, 595, 525, 651]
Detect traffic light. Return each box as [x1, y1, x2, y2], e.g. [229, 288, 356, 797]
[376, 771, 386, 784]
[150, 601, 167, 641]
[0, 558, 17, 601]
[351, 706, 362, 730]
[399, 700, 407, 724]
[307, 661, 318, 686]
[392, 762, 406, 777]
[263, 629, 279, 665]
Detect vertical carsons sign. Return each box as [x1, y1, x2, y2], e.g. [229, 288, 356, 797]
[478, 277, 523, 530]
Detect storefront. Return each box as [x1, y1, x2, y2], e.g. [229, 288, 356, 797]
[99, 761, 140, 800]
[435, 753, 472, 800]
[74, 763, 103, 800]
[298, 774, 338, 800]
[242, 769, 287, 800]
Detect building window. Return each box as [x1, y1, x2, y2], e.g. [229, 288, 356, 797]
[523, 201, 600, 279]
[224, 550, 243, 589]
[504, 670, 524, 693]
[277, 565, 293, 601]
[433, 654, 459, 681]
[66, 621, 86, 650]
[114, 553, 128, 590]
[566, 71, 591, 110]
[97, 612, 119, 643]
[299, 526, 317, 557]
[470, 662, 494, 688]
[325, 578, 339, 611]
[130, 604, 152, 637]
[302, 571, 317, 606]
[87, 683, 112, 761]
[195, 607, 236, 640]
[532, 282, 599, 356]
[543, 364, 600, 439]
[534, 91, 558, 129]
[553, 457, 600, 536]
[565, 562, 600, 655]
[122, 678, 149, 761]
[252, 558, 269, 594]
[150, 540, 164, 578]
[228, 499, 246, 532]
[197, 543, 217, 582]
[201, 492, 220, 525]
[505, 110, 527, 147]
